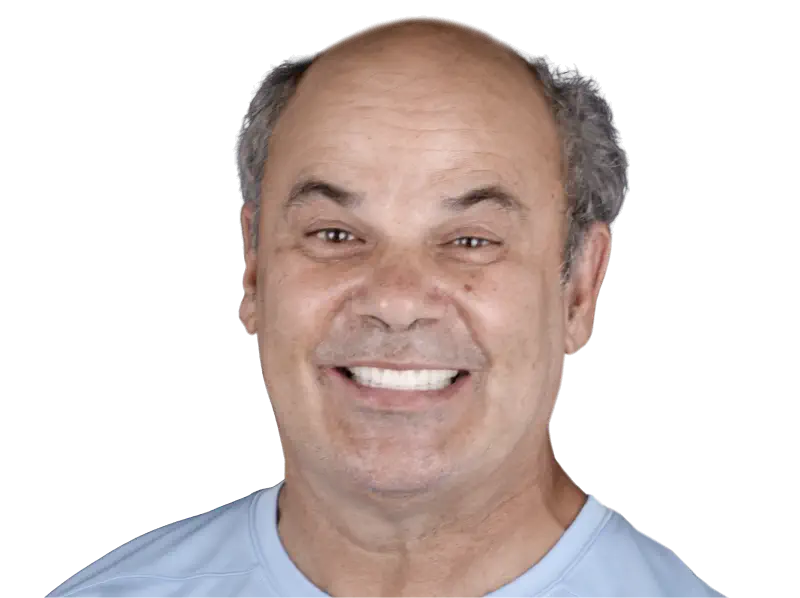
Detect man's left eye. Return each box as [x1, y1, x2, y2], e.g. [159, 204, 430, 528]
[451, 236, 493, 248]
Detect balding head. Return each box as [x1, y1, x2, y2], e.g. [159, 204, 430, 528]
[319, 18, 525, 75]
[301, 20, 549, 140]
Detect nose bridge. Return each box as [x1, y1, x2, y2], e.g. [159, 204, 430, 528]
[354, 246, 446, 331]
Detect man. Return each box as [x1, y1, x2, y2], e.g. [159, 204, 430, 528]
[50, 18, 722, 597]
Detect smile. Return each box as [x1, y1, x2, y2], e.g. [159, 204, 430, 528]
[336, 366, 469, 391]
[326, 367, 472, 412]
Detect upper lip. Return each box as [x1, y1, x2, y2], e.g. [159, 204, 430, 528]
[332, 361, 470, 372]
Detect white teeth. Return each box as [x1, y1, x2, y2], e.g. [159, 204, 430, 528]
[347, 367, 460, 391]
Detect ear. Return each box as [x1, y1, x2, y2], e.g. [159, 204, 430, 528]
[239, 201, 259, 335]
[563, 222, 612, 355]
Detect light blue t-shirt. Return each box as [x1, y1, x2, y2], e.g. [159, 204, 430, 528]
[49, 481, 722, 597]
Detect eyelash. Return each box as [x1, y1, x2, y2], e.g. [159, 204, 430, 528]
[311, 228, 495, 248]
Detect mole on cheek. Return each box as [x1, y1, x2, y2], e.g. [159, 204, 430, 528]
[464, 284, 473, 292]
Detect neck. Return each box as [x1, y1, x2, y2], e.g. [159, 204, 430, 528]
[276, 439, 587, 597]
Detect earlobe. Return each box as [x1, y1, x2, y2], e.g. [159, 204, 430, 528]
[240, 289, 258, 335]
[563, 298, 586, 354]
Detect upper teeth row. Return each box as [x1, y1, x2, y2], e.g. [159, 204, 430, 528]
[348, 367, 459, 391]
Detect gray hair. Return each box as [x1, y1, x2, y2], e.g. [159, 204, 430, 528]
[236, 54, 627, 283]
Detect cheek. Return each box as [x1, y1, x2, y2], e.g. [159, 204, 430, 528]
[474, 263, 562, 402]
[464, 278, 556, 456]
[257, 248, 306, 353]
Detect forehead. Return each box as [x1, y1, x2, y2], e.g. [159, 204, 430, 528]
[266, 42, 562, 200]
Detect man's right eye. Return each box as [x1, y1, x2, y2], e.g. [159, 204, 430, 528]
[311, 228, 357, 243]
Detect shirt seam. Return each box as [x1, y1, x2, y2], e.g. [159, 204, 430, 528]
[249, 487, 284, 595]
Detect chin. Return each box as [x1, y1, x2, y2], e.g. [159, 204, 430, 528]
[346, 465, 453, 497]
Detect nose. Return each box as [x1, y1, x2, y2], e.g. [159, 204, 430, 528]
[351, 253, 448, 332]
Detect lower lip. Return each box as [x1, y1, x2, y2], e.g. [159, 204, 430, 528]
[325, 368, 471, 412]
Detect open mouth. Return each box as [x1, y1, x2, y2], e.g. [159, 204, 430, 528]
[326, 366, 474, 413]
[334, 367, 469, 386]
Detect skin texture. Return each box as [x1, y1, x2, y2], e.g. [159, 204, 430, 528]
[239, 20, 611, 597]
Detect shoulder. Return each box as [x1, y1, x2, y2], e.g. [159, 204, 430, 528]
[47, 489, 273, 597]
[552, 507, 723, 597]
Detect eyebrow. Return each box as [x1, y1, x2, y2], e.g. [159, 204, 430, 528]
[283, 177, 527, 218]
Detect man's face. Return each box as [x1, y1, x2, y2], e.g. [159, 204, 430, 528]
[242, 39, 579, 494]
